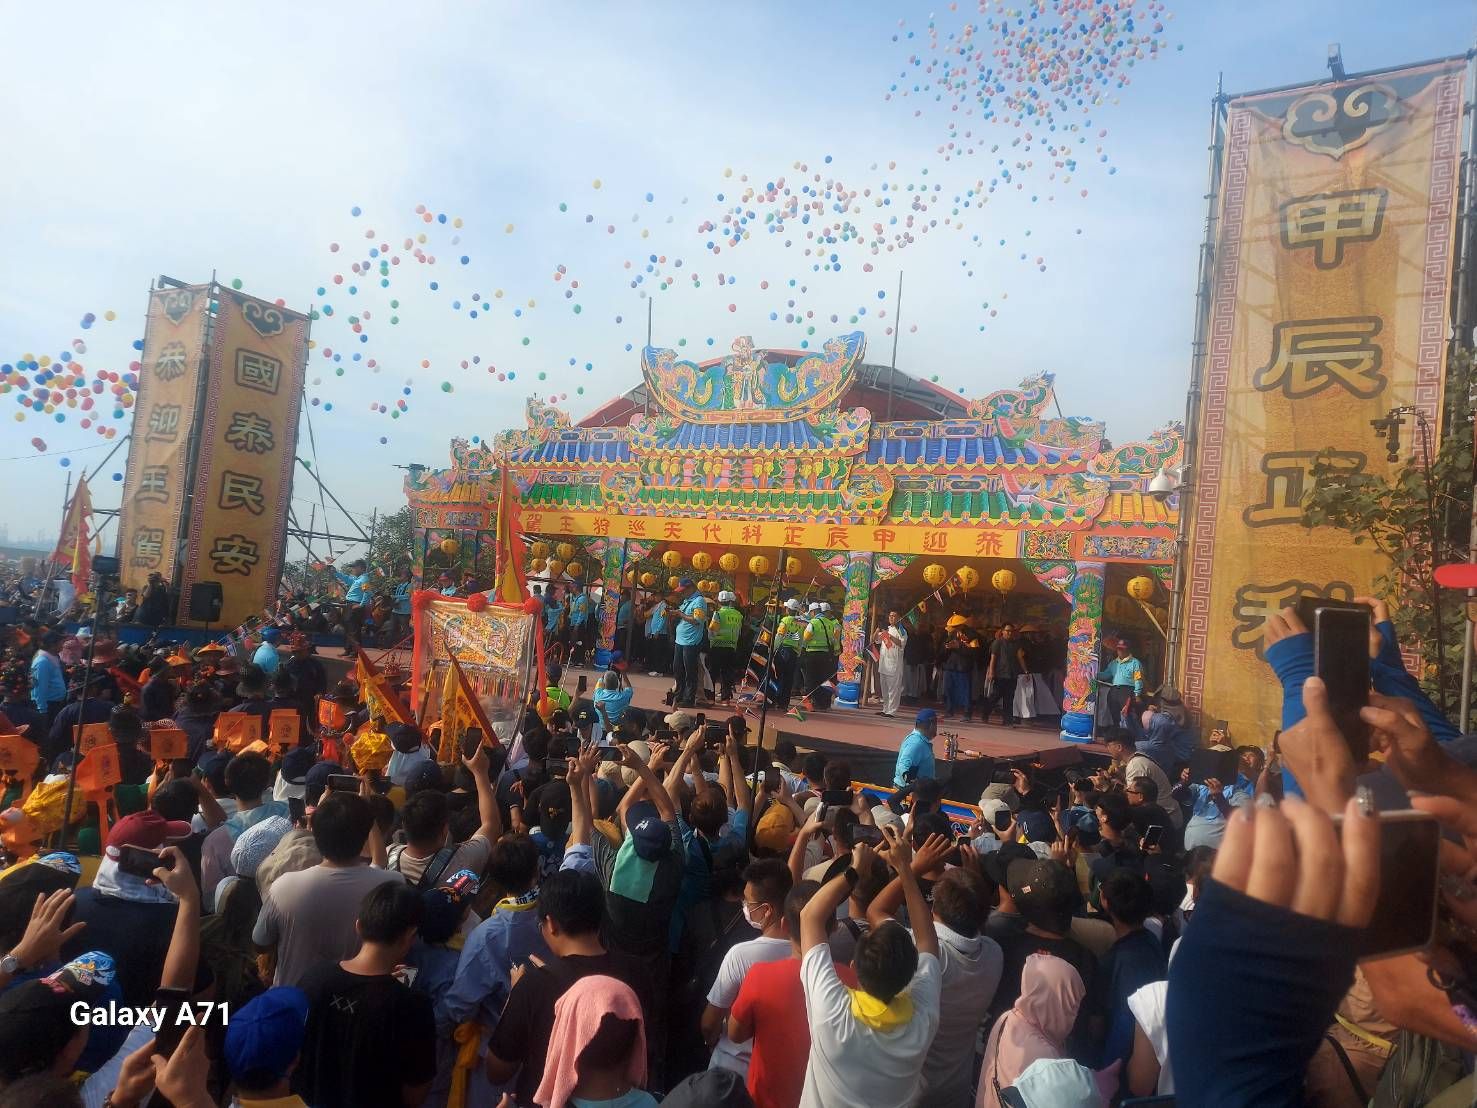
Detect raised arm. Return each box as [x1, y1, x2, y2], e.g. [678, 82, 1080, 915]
[566, 746, 597, 848]
[879, 824, 937, 958]
[790, 806, 825, 887]
[154, 847, 201, 992]
[866, 833, 952, 930]
[620, 743, 675, 823]
[463, 743, 503, 843]
[665, 729, 704, 798]
[725, 729, 752, 814]
[802, 843, 876, 955]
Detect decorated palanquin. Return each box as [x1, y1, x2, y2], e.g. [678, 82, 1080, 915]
[406, 332, 1182, 739]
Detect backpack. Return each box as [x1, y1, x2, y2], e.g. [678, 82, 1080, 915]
[388, 842, 459, 891]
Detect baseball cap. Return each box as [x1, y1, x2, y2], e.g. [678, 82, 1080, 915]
[303, 760, 345, 803]
[664, 711, 694, 730]
[0, 950, 118, 1081]
[625, 801, 671, 862]
[405, 761, 446, 795]
[718, 590, 736, 602]
[573, 705, 597, 729]
[280, 746, 316, 785]
[224, 987, 309, 1088]
[261, 628, 281, 643]
[982, 841, 1036, 887]
[419, 869, 482, 944]
[914, 708, 937, 727]
[662, 1068, 753, 1108]
[755, 802, 796, 853]
[106, 810, 192, 851]
[979, 797, 1012, 828]
[388, 722, 424, 754]
[1007, 857, 1078, 932]
[784, 598, 801, 611]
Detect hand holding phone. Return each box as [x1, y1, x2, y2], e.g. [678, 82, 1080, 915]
[327, 773, 361, 794]
[116, 845, 172, 881]
[460, 727, 484, 761]
[1309, 601, 1372, 763]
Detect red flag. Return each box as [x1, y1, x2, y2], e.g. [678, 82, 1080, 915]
[491, 467, 528, 606]
[354, 647, 415, 727]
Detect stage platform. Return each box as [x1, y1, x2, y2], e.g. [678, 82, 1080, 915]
[339, 650, 1113, 805]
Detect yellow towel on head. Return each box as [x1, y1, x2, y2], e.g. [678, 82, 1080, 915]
[847, 988, 913, 1032]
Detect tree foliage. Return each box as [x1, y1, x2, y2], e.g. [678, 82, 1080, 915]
[1301, 351, 1474, 710]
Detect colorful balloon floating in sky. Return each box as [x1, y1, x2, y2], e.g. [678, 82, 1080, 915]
[4, 312, 137, 436]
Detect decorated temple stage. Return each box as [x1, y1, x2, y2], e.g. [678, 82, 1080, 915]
[407, 332, 1182, 742]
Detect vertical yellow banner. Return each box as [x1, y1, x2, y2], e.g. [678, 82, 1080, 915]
[118, 285, 212, 600]
[1183, 60, 1466, 740]
[180, 290, 308, 627]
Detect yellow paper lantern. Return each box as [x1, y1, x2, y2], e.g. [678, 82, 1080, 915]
[923, 563, 947, 587]
[786, 556, 802, 577]
[991, 568, 1017, 594]
[556, 542, 576, 563]
[439, 537, 460, 556]
[719, 552, 739, 573]
[547, 558, 565, 578]
[661, 550, 683, 569]
[668, 575, 681, 591]
[530, 558, 547, 574]
[530, 541, 550, 559]
[957, 566, 980, 591]
[1127, 575, 1155, 601]
[692, 551, 713, 572]
[640, 571, 656, 588]
[749, 555, 771, 576]
[567, 562, 584, 578]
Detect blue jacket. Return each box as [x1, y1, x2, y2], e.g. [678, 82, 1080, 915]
[30, 651, 66, 710]
[1135, 712, 1194, 773]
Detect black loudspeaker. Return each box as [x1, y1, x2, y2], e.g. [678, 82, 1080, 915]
[188, 581, 223, 622]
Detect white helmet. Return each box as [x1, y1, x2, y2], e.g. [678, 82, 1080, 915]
[820, 602, 832, 613]
[718, 590, 737, 603]
[784, 598, 802, 612]
[808, 602, 821, 612]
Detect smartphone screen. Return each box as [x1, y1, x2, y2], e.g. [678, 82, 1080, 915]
[1333, 810, 1439, 959]
[598, 747, 622, 762]
[1142, 825, 1164, 850]
[327, 773, 360, 793]
[821, 788, 853, 807]
[993, 809, 1013, 832]
[460, 727, 484, 760]
[117, 846, 167, 881]
[546, 757, 569, 779]
[288, 797, 305, 825]
[1312, 605, 1372, 763]
[853, 825, 884, 846]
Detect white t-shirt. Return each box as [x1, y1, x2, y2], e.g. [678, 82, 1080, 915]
[799, 943, 942, 1108]
[913, 923, 1003, 1108]
[706, 934, 792, 1076]
[1127, 979, 1173, 1094]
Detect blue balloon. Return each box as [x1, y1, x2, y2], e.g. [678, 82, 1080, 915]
[350, 205, 362, 216]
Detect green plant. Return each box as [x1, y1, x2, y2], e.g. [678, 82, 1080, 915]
[1301, 351, 1474, 711]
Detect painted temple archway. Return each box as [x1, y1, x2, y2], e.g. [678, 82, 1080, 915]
[405, 332, 1183, 739]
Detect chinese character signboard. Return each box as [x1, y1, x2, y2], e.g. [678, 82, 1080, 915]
[180, 290, 308, 627]
[1182, 60, 1466, 740]
[117, 285, 212, 600]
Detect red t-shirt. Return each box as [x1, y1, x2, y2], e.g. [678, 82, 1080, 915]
[731, 955, 858, 1108]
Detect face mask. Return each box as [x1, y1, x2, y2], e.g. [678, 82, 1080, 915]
[742, 902, 765, 928]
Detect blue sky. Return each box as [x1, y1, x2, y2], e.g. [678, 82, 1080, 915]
[1, 0, 1472, 552]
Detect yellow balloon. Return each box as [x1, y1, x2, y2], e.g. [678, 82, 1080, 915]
[530, 541, 550, 559]
[749, 555, 770, 576]
[957, 566, 980, 591]
[661, 550, 683, 569]
[546, 558, 565, 577]
[691, 551, 712, 572]
[439, 538, 460, 556]
[1127, 575, 1156, 601]
[719, 552, 739, 573]
[923, 563, 947, 587]
[991, 568, 1017, 594]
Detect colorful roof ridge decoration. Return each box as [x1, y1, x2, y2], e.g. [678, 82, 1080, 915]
[407, 331, 1182, 563]
[640, 332, 866, 423]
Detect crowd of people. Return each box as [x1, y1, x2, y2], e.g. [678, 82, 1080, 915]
[0, 575, 1474, 1106]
